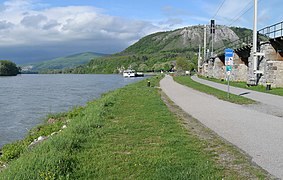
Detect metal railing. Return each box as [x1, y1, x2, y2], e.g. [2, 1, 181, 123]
[214, 35, 253, 55]
[208, 21, 283, 59]
[258, 21, 283, 39]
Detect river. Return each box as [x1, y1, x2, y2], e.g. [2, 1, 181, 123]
[0, 74, 144, 147]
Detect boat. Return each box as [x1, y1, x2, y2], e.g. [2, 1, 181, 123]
[135, 72, 144, 77]
[123, 70, 144, 77]
[123, 69, 135, 77]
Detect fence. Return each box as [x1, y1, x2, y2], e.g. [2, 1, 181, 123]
[258, 21, 283, 39]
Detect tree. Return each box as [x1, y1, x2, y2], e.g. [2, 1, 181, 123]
[0, 60, 20, 76]
[176, 57, 189, 71]
[152, 63, 163, 72]
[137, 63, 148, 72]
[128, 62, 138, 70]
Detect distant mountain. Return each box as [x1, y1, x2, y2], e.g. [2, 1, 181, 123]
[121, 25, 241, 55]
[21, 52, 109, 73]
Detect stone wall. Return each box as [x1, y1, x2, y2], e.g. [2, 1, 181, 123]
[200, 54, 247, 82]
[212, 57, 225, 79]
[200, 41, 283, 87]
[230, 53, 248, 81]
[257, 43, 283, 87]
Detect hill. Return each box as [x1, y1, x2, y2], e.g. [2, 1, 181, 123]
[69, 25, 252, 74]
[21, 52, 109, 73]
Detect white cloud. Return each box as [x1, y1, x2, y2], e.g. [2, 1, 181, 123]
[162, 6, 191, 17]
[0, 0, 162, 62]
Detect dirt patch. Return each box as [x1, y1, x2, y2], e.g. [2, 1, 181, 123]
[160, 90, 275, 179]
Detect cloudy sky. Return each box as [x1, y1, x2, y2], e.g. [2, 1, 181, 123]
[0, 0, 281, 64]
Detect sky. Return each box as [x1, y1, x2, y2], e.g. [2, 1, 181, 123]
[0, 0, 282, 64]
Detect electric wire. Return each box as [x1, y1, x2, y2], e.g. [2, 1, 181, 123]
[226, 0, 253, 26]
[227, 0, 262, 27]
[212, 0, 226, 19]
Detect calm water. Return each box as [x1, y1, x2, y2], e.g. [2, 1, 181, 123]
[0, 74, 144, 147]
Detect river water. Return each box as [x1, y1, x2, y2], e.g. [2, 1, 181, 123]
[0, 74, 144, 147]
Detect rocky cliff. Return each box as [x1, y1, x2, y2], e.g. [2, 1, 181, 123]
[122, 25, 243, 55]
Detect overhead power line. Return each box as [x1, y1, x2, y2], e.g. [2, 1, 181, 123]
[212, 0, 226, 19]
[227, 0, 262, 27]
[227, 0, 253, 26]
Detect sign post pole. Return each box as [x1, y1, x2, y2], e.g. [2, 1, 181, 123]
[228, 74, 230, 98]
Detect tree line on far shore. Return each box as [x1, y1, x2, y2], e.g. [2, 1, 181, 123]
[0, 60, 21, 76]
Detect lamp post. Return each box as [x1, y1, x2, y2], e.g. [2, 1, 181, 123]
[253, 0, 258, 73]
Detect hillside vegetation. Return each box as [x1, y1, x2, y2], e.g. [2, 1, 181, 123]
[22, 52, 108, 73]
[0, 60, 20, 76]
[67, 25, 251, 74]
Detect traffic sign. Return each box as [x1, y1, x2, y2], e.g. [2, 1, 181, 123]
[225, 49, 234, 69]
[226, 65, 232, 72]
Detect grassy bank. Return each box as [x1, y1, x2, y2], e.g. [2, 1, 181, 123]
[200, 76, 283, 96]
[174, 76, 255, 105]
[0, 76, 265, 179]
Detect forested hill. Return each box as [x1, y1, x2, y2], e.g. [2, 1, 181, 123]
[21, 52, 108, 73]
[69, 25, 252, 74]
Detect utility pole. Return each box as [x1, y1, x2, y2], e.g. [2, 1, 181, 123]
[253, 0, 258, 73]
[198, 44, 201, 72]
[204, 25, 207, 61]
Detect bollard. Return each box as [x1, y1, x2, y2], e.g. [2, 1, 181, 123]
[266, 83, 271, 91]
[147, 81, 150, 87]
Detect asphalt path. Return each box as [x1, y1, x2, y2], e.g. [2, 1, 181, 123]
[192, 76, 283, 118]
[160, 75, 283, 179]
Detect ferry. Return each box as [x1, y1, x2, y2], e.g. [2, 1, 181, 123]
[123, 70, 144, 77]
[123, 69, 135, 77]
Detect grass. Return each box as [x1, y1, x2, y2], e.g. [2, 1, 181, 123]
[199, 76, 283, 96]
[0, 76, 266, 179]
[174, 76, 255, 105]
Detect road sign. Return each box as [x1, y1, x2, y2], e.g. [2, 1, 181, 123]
[226, 65, 232, 72]
[225, 49, 234, 69]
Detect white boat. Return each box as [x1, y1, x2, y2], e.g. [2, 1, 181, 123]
[135, 72, 144, 77]
[123, 70, 135, 77]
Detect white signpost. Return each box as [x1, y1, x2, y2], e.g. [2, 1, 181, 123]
[225, 49, 234, 98]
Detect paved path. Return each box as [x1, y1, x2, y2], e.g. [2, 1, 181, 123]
[192, 76, 283, 117]
[160, 75, 283, 179]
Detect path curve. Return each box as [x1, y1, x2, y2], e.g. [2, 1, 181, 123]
[191, 76, 283, 117]
[160, 75, 283, 179]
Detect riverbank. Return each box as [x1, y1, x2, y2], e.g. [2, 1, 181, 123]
[0, 76, 268, 179]
[0, 74, 141, 148]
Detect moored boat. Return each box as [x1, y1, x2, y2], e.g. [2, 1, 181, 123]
[123, 69, 135, 77]
[135, 72, 144, 77]
[123, 70, 144, 77]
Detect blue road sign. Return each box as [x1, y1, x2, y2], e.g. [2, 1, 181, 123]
[225, 48, 234, 57]
[225, 48, 234, 68]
